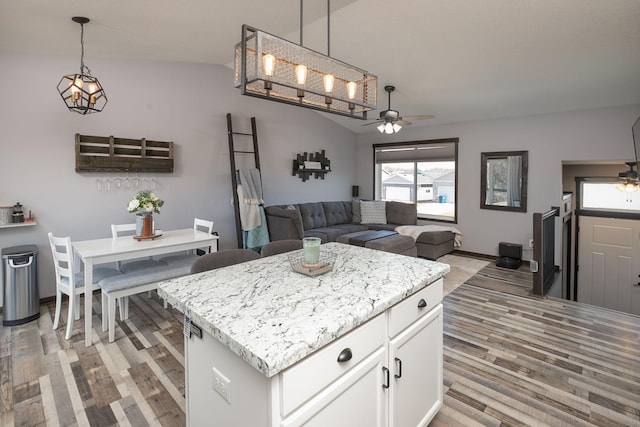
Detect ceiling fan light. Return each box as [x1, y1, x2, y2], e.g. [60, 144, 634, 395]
[626, 182, 639, 192]
[377, 123, 385, 133]
[384, 123, 394, 134]
[392, 123, 402, 133]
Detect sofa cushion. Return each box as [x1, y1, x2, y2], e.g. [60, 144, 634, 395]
[299, 202, 327, 230]
[386, 201, 417, 226]
[366, 223, 398, 232]
[303, 227, 346, 243]
[264, 205, 304, 239]
[342, 201, 353, 223]
[323, 201, 349, 226]
[351, 199, 369, 223]
[360, 201, 387, 224]
[415, 230, 454, 245]
[331, 223, 370, 233]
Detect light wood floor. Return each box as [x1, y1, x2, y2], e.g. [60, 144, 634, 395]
[2, 264, 639, 426]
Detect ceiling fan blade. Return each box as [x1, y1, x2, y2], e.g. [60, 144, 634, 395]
[396, 119, 412, 126]
[401, 115, 434, 121]
[362, 121, 383, 126]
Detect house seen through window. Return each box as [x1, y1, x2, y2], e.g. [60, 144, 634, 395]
[373, 139, 458, 223]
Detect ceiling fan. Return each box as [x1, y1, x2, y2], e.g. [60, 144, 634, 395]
[364, 85, 434, 134]
[616, 115, 640, 194]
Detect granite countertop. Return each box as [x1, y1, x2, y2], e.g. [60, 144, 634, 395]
[157, 242, 450, 377]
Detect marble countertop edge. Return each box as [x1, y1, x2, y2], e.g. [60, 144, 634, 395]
[157, 244, 450, 378]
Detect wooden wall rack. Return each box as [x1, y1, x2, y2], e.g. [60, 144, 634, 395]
[75, 133, 174, 173]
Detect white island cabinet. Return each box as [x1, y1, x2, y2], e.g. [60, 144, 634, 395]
[157, 243, 449, 427]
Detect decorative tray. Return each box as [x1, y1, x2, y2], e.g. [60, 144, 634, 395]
[133, 233, 162, 241]
[288, 250, 336, 277]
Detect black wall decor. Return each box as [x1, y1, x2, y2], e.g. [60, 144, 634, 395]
[292, 150, 331, 182]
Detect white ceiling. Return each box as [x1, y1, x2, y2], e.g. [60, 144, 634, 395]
[2, 0, 639, 133]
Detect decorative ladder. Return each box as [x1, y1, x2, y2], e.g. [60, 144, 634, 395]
[227, 113, 262, 248]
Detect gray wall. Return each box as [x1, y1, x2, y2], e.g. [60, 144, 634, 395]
[356, 104, 640, 260]
[0, 52, 357, 304]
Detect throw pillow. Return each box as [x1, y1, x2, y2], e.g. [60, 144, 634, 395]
[360, 201, 387, 224]
[352, 199, 361, 223]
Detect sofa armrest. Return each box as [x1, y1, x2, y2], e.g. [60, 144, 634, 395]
[265, 205, 304, 241]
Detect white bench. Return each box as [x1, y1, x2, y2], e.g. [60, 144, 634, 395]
[99, 262, 192, 342]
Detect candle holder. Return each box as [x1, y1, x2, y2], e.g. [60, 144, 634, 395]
[288, 249, 336, 277]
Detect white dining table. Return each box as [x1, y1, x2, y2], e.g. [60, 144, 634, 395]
[72, 228, 219, 346]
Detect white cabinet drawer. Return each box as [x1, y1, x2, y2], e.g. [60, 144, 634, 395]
[388, 278, 443, 338]
[279, 313, 386, 417]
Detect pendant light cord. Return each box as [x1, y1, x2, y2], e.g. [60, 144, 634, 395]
[79, 23, 93, 77]
[327, 0, 330, 57]
[299, 0, 303, 46]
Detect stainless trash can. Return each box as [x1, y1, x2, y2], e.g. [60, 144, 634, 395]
[2, 245, 40, 326]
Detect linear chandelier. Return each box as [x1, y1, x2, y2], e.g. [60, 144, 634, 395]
[57, 17, 107, 115]
[233, 1, 377, 119]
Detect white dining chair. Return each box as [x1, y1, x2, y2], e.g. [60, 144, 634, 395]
[159, 218, 215, 266]
[111, 223, 168, 315]
[110, 223, 167, 272]
[48, 232, 121, 339]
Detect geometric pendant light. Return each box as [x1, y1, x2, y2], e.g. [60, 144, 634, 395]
[57, 17, 107, 114]
[234, 1, 377, 120]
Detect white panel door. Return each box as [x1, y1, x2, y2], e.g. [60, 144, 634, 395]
[577, 216, 640, 315]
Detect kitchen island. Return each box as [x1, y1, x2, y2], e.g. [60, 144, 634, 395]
[158, 242, 450, 426]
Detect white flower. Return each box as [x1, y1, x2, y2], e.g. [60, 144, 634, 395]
[128, 199, 140, 212]
[128, 190, 164, 214]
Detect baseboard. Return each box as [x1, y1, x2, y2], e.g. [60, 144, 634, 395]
[451, 249, 530, 267]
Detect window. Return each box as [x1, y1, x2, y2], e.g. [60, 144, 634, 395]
[373, 139, 458, 223]
[580, 180, 640, 213]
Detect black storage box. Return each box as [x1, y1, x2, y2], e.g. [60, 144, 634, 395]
[496, 256, 522, 269]
[496, 242, 522, 269]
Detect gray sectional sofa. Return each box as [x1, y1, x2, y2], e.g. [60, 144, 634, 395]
[265, 200, 415, 242]
[264, 200, 455, 259]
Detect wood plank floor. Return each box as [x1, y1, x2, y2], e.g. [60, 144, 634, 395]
[464, 263, 534, 297]
[1, 266, 639, 426]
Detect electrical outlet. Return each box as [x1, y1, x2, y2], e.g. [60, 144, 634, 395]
[212, 367, 231, 404]
[528, 239, 534, 248]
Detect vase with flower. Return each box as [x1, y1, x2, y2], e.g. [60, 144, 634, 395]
[127, 190, 164, 238]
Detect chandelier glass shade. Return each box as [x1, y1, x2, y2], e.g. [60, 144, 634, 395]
[616, 178, 639, 193]
[377, 122, 402, 134]
[57, 17, 107, 115]
[234, 25, 377, 119]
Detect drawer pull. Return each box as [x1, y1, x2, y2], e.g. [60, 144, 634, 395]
[337, 348, 352, 363]
[382, 367, 390, 389]
[394, 357, 402, 379]
[417, 298, 427, 308]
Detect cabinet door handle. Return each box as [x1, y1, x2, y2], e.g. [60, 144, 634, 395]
[417, 298, 427, 308]
[337, 348, 352, 362]
[394, 357, 402, 379]
[382, 367, 390, 389]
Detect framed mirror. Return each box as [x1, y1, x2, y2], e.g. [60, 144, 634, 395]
[481, 151, 528, 212]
